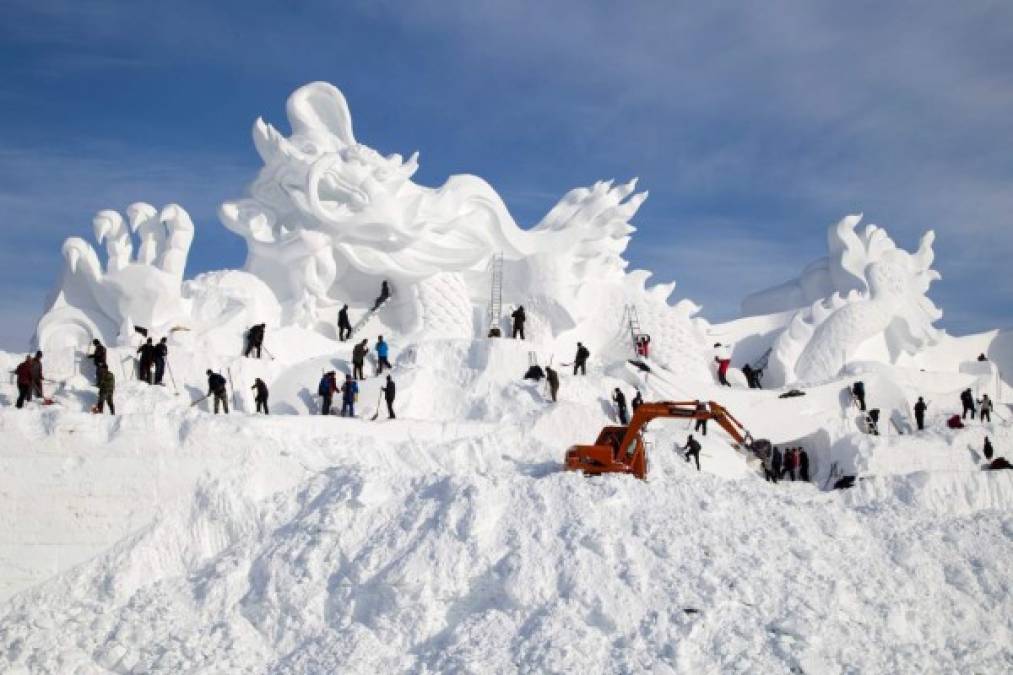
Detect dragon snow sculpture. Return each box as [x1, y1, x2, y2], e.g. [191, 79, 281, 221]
[219, 81, 708, 363]
[750, 215, 942, 385]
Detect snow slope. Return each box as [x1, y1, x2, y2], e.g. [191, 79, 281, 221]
[2, 333, 1013, 673]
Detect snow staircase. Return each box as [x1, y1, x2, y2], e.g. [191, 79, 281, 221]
[349, 298, 391, 339]
[621, 304, 643, 354]
[487, 253, 504, 330]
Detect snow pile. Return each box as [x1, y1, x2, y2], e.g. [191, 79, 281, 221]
[3, 332, 1013, 672]
[2, 387, 1012, 673]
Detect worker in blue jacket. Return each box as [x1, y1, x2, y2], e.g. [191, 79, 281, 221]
[375, 335, 392, 375]
[341, 374, 359, 417]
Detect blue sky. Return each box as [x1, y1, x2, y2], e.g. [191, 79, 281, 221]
[1, 0, 1011, 351]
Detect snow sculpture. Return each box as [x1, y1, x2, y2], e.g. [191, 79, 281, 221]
[760, 215, 942, 385]
[36, 204, 195, 353]
[33, 81, 710, 371]
[219, 81, 705, 362]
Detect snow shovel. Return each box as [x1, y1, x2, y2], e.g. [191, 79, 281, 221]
[370, 391, 383, 421]
[190, 394, 210, 408]
[262, 345, 277, 361]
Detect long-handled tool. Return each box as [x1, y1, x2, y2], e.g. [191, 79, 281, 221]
[370, 391, 383, 421]
[166, 358, 179, 395]
[226, 366, 238, 411]
[190, 394, 209, 408]
[262, 345, 276, 361]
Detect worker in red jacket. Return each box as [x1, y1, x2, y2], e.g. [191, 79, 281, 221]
[14, 355, 34, 409]
[715, 356, 731, 386]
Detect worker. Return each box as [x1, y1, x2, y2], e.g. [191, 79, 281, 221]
[381, 374, 396, 419]
[866, 409, 880, 436]
[613, 388, 628, 425]
[978, 394, 993, 423]
[13, 355, 33, 409]
[985, 457, 1013, 471]
[573, 342, 590, 376]
[914, 397, 927, 431]
[984, 436, 994, 461]
[88, 339, 107, 382]
[635, 335, 651, 358]
[631, 389, 644, 411]
[960, 388, 975, 420]
[511, 306, 526, 340]
[136, 337, 156, 383]
[798, 447, 810, 482]
[318, 371, 337, 415]
[30, 351, 44, 400]
[95, 365, 116, 415]
[206, 369, 229, 414]
[771, 446, 783, 481]
[781, 447, 797, 481]
[852, 381, 866, 411]
[251, 377, 269, 414]
[338, 304, 352, 342]
[375, 336, 392, 375]
[341, 373, 358, 417]
[352, 339, 369, 380]
[372, 280, 390, 311]
[741, 364, 755, 389]
[246, 323, 267, 358]
[762, 446, 778, 483]
[977, 353, 988, 362]
[947, 414, 964, 429]
[715, 356, 731, 386]
[545, 366, 559, 402]
[693, 400, 708, 436]
[682, 434, 702, 471]
[154, 337, 168, 385]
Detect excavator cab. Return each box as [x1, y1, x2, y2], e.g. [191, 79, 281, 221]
[565, 425, 647, 479]
[564, 400, 765, 481]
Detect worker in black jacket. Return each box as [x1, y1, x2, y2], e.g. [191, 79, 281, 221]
[338, 305, 352, 342]
[206, 369, 229, 414]
[613, 388, 628, 425]
[914, 397, 927, 431]
[251, 378, 269, 414]
[511, 306, 526, 340]
[382, 374, 396, 419]
[573, 342, 590, 376]
[682, 434, 702, 471]
[136, 338, 156, 384]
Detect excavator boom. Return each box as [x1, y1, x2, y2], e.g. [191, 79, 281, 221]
[564, 400, 765, 480]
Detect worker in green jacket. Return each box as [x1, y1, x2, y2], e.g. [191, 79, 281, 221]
[95, 366, 116, 415]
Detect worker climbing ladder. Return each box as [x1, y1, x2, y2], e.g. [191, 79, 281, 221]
[349, 297, 392, 338]
[487, 252, 504, 332]
[621, 304, 644, 355]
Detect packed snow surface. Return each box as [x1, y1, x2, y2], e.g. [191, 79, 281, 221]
[2, 335, 1012, 673]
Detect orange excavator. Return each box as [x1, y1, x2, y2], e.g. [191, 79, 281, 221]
[564, 400, 769, 480]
